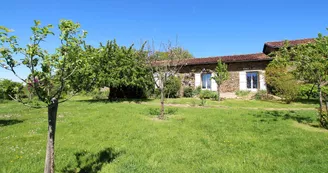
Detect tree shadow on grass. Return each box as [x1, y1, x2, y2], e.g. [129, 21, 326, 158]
[293, 98, 319, 105]
[61, 148, 123, 173]
[0, 119, 24, 126]
[252, 110, 315, 124]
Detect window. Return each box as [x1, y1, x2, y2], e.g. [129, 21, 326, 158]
[246, 72, 258, 89]
[201, 73, 211, 89]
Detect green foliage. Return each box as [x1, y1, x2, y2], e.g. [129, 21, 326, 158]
[270, 32, 328, 108]
[212, 59, 228, 102]
[61, 148, 121, 173]
[235, 90, 250, 97]
[298, 84, 328, 99]
[199, 90, 217, 100]
[164, 76, 181, 98]
[147, 107, 178, 116]
[254, 90, 270, 100]
[92, 90, 109, 100]
[183, 87, 194, 97]
[0, 79, 25, 100]
[265, 63, 299, 103]
[212, 59, 229, 86]
[319, 112, 328, 129]
[0, 20, 87, 105]
[192, 86, 202, 96]
[77, 40, 153, 99]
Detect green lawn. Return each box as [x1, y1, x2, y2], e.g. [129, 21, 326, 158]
[0, 97, 327, 173]
[146, 97, 318, 109]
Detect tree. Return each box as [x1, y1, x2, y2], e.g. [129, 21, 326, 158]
[211, 59, 228, 102]
[270, 33, 328, 127]
[146, 42, 189, 119]
[265, 63, 299, 103]
[0, 20, 87, 173]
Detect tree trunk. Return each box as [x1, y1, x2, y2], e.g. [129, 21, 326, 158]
[217, 85, 221, 102]
[159, 88, 165, 120]
[318, 84, 323, 114]
[44, 98, 58, 173]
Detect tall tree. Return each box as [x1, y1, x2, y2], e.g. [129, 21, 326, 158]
[212, 59, 228, 102]
[271, 33, 328, 126]
[85, 40, 153, 100]
[146, 42, 189, 119]
[0, 20, 87, 173]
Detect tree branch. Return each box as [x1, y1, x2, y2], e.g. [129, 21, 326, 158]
[8, 94, 47, 109]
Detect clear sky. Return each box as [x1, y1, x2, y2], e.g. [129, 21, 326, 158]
[1, 0, 327, 81]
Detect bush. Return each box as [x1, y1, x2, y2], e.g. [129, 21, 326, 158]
[164, 76, 181, 98]
[92, 90, 109, 100]
[254, 90, 269, 100]
[147, 107, 178, 116]
[183, 87, 194, 97]
[235, 90, 250, 97]
[275, 75, 299, 104]
[298, 84, 328, 99]
[0, 79, 25, 100]
[192, 86, 201, 96]
[199, 90, 217, 100]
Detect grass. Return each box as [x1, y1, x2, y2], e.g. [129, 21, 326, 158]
[0, 96, 327, 172]
[147, 97, 318, 109]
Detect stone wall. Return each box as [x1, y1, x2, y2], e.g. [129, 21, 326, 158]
[220, 72, 239, 92]
[178, 60, 271, 93]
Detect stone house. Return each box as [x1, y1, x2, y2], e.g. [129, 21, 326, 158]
[177, 38, 315, 93]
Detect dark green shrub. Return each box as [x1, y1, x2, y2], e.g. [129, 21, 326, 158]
[0, 79, 25, 100]
[319, 111, 328, 129]
[199, 90, 217, 100]
[164, 76, 181, 98]
[192, 86, 201, 96]
[235, 90, 250, 97]
[298, 84, 328, 99]
[147, 107, 178, 116]
[183, 87, 194, 97]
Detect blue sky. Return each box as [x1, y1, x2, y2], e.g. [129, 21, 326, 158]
[1, 0, 327, 81]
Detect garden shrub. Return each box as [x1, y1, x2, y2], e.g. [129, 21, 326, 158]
[199, 90, 218, 100]
[92, 90, 109, 100]
[254, 90, 269, 100]
[164, 76, 181, 98]
[192, 86, 201, 96]
[319, 111, 328, 129]
[0, 79, 25, 100]
[235, 90, 250, 97]
[183, 87, 194, 97]
[298, 84, 328, 99]
[148, 107, 178, 116]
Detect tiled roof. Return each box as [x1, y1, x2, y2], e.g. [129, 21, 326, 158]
[183, 53, 271, 66]
[264, 38, 315, 48]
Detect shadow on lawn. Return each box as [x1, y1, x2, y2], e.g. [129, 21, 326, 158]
[253, 110, 314, 124]
[61, 148, 123, 173]
[0, 119, 24, 126]
[294, 98, 319, 105]
[76, 98, 153, 104]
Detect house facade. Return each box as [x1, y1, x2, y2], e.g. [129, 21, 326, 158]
[178, 38, 314, 93]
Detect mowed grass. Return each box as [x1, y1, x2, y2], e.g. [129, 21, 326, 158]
[147, 97, 318, 109]
[0, 97, 327, 173]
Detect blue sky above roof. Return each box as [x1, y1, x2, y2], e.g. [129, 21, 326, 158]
[1, 0, 327, 81]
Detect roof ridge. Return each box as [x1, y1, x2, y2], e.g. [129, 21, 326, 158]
[197, 52, 265, 59]
[265, 38, 315, 44]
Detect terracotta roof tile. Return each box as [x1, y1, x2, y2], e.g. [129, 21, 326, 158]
[265, 38, 315, 48]
[183, 53, 271, 66]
